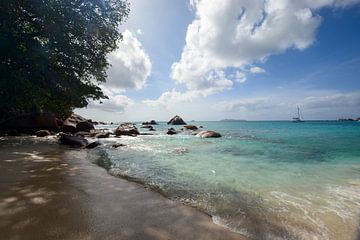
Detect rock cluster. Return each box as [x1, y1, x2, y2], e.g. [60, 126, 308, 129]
[142, 120, 158, 125]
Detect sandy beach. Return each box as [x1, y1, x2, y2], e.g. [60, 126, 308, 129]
[0, 137, 246, 240]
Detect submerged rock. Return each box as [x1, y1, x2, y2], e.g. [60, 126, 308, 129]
[112, 143, 126, 148]
[141, 125, 155, 131]
[167, 115, 187, 125]
[114, 122, 139, 136]
[184, 125, 198, 130]
[196, 131, 221, 138]
[35, 130, 51, 137]
[173, 147, 189, 154]
[167, 128, 177, 135]
[59, 134, 88, 147]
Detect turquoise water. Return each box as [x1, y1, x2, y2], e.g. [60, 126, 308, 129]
[94, 121, 360, 239]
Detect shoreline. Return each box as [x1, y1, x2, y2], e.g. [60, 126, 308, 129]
[0, 137, 247, 240]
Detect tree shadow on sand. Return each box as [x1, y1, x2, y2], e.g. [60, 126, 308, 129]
[0, 141, 245, 240]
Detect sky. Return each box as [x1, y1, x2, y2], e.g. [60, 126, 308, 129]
[76, 0, 360, 121]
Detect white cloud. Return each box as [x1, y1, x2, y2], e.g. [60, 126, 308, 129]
[143, 89, 196, 108]
[106, 30, 151, 91]
[171, 0, 360, 94]
[86, 30, 150, 112]
[301, 92, 360, 109]
[88, 87, 134, 113]
[233, 71, 247, 83]
[250, 66, 266, 74]
[143, 88, 216, 109]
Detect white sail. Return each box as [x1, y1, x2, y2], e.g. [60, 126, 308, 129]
[292, 106, 304, 122]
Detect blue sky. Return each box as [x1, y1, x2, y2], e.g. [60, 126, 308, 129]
[77, 0, 360, 121]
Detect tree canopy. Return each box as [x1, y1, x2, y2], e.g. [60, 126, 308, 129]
[0, 0, 129, 118]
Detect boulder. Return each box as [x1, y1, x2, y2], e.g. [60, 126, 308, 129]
[114, 123, 139, 136]
[0, 111, 59, 132]
[167, 115, 187, 125]
[61, 119, 77, 133]
[59, 134, 88, 147]
[56, 118, 64, 127]
[85, 141, 101, 149]
[35, 130, 51, 137]
[96, 132, 110, 138]
[62, 114, 94, 133]
[34, 111, 59, 130]
[76, 121, 94, 132]
[184, 125, 198, 130]
[196, 131, 221, 138]
[75, 131, 95, 137]
[167, 128, 177, 135]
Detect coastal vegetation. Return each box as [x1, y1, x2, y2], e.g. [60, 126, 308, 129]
[0, 0, 129, 121]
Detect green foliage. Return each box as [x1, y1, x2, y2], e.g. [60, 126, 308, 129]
[0, 0, 129, 118]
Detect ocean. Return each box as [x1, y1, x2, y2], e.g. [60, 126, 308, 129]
[89, 120, 360, 239]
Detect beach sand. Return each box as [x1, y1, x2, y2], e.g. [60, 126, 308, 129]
[0, 138, 246, 240]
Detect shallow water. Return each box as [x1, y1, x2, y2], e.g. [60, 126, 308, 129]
[92, 121, 360, 239]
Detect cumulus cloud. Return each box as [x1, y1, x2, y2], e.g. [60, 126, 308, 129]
[142, 86, 230, 109]
[301, 92, 360, 109]
[250, 66, 266, 74]
[89, 87, 134, 113]
[143, 89, 199, 108]
[171, 0, 360, 94]
[231, 71, 247, 83]
[106, 30, 151, 91]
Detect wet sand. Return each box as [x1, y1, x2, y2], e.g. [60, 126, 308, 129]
[0, 138, 246, 240]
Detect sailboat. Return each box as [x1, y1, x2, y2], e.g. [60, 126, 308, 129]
[292, 106, 304, 123]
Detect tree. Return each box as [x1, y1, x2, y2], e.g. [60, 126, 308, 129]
[0, 0, 129, 119]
